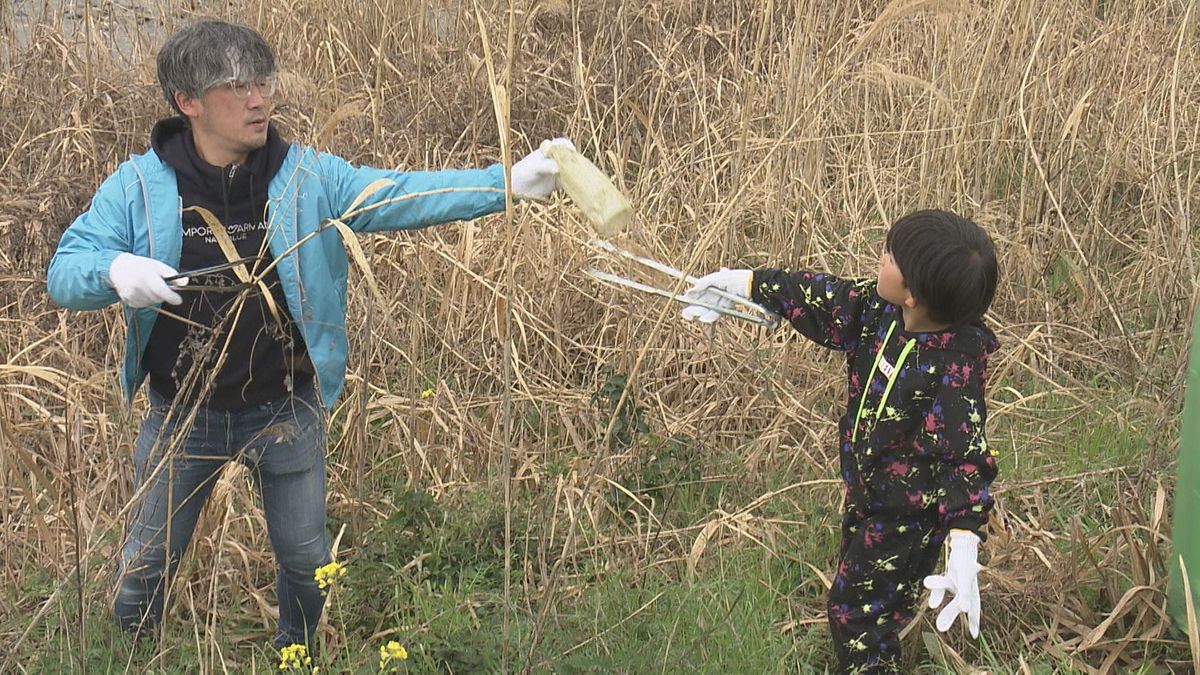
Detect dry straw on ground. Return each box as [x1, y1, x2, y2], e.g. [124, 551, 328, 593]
[1, 0, 1198, 672]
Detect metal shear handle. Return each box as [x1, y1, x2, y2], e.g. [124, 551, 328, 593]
[586, 239, 779, 328]
[163, 256, 262, 282]
[163, 256, 264, 293]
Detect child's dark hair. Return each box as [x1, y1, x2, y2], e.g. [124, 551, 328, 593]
[885, 209, 998, 325]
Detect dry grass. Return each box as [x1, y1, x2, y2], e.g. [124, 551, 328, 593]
[1, 0, 1198, 672]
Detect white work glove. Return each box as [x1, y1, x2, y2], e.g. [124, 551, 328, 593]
[680, 268, 752, 323]
[108, 253, 188, 308]
[511, 137, 574, 199]
[923, 529, 982, 638]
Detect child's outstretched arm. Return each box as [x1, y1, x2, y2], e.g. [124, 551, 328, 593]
[749, 269, 875, 350]
[681, 267, 874, 351]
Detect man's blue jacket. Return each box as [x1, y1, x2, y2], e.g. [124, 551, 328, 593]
[47, 144, 507, 407]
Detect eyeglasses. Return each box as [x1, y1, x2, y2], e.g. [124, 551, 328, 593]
[213, 75, 278, 98]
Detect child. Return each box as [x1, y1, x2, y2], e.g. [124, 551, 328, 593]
[682, 209, 999, 673]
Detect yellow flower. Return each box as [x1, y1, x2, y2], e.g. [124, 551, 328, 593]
[314, 561, 347, 594]
[279, 644, 313, 671]
[420, 387, 435, 399]
[378, 640, 409, 671]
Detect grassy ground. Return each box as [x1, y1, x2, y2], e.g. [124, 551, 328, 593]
[5, 367, 1189, 672]
[2, 0, 1199, 672]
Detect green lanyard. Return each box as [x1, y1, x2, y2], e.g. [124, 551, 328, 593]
[852, 319, 917, 443]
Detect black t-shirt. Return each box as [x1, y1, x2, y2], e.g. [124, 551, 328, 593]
[142, 117, 314, 410]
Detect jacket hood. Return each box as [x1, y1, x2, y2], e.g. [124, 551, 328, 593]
[150, 116, 288, 184]
[908, 316, 999, 361]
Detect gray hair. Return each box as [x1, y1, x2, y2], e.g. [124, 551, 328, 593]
[156, 20, 276, 115]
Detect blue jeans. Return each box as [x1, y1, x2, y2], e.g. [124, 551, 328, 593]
[114, 383, 331, 648]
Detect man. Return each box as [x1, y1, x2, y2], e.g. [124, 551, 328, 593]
[46, 19, 566, 649]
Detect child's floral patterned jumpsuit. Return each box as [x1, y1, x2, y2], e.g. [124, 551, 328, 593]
[751, 269, 999, 673]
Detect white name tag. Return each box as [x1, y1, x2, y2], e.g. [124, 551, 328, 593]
[878, 356, 895, 378]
